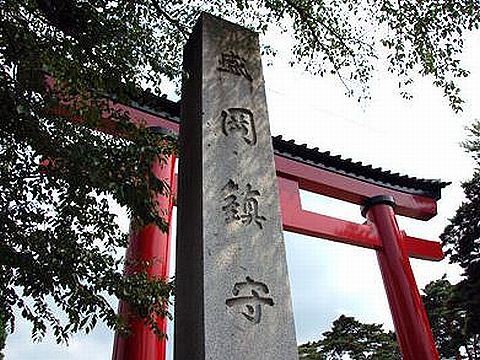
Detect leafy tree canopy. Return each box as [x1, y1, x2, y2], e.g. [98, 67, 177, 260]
[1, 0, 479, 354]
[1, 0, 180, 350]
[439, 120, 480, 359]
[2, 1, 479, 107]
[298, 315, 400, 359]
[422, 277, 479, 360]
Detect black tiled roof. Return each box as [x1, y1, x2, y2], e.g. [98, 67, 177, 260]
[118, 89, 181, 123]
[271, 135, 449, 200]
[126, 96, 449, 200]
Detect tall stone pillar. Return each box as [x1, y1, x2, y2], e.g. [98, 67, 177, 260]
[175, 13, 298, 360]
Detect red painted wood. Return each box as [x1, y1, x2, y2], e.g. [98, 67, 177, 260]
[366, 202, 440, 360]
[400, 232, 444, 262]
[44, 74, 180, 135]
[278, 177, 380, 247]
[112, 156, 176, 360]
[277, 177, 444, 261]
[47, 102, 179, 137]
[275, 155, 438, 220]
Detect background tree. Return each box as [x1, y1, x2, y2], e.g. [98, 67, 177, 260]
[0, 313, 5, 360]
[439, 120, 480, 360]
[299, 276, 478, 360]
[298, 315, 401, 359]
[421, 277, 477, 359]
[1, 0, 182, 353]
[1, 0, 479, 355]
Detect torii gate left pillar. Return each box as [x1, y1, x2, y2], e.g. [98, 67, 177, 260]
[112, 156, 176, 360]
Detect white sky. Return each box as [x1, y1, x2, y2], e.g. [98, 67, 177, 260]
[5, 26, 480, 360]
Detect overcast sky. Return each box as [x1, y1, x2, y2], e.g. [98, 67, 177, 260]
[5, 27, 480, 360]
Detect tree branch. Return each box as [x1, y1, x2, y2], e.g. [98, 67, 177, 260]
[282, 0, 373, 52]
[281, 0, 353, 94]
[150, 2, 189, 39]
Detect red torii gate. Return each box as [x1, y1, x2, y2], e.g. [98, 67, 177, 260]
[50, 86, 447, 360]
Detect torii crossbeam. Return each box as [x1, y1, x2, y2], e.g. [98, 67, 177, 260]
[47, 69, 447, 359]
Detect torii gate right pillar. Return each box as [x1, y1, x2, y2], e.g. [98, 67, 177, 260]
[362, 195, 440, 360]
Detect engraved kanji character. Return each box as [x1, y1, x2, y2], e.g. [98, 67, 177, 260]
[221, 108, 257, 146]
[221, 180, 266, 228]
[217, 51, 253, 81]
[225, 276, 274, 324]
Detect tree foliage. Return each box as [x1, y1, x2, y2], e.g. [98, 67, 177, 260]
[0, 312, 5, 360]
[2, 1, 478, 106]
[439, 120, 480, 359]
[421, 277, 477, 360]
[0, 71, 176, 343]
[1, 0, 179, 351]
[1, 0, 479, 354]
[298, 315, 401, 360]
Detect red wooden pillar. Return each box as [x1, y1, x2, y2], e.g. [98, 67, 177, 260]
[112, 155, 176, 360]
[362, 195, 439, 360]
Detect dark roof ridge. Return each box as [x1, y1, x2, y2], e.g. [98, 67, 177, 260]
[272, 135, 450, 200]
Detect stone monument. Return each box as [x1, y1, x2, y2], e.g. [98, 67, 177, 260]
[175, 13, 298, 359]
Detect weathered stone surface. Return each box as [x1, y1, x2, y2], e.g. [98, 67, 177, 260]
[175, 13, 298, 360]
